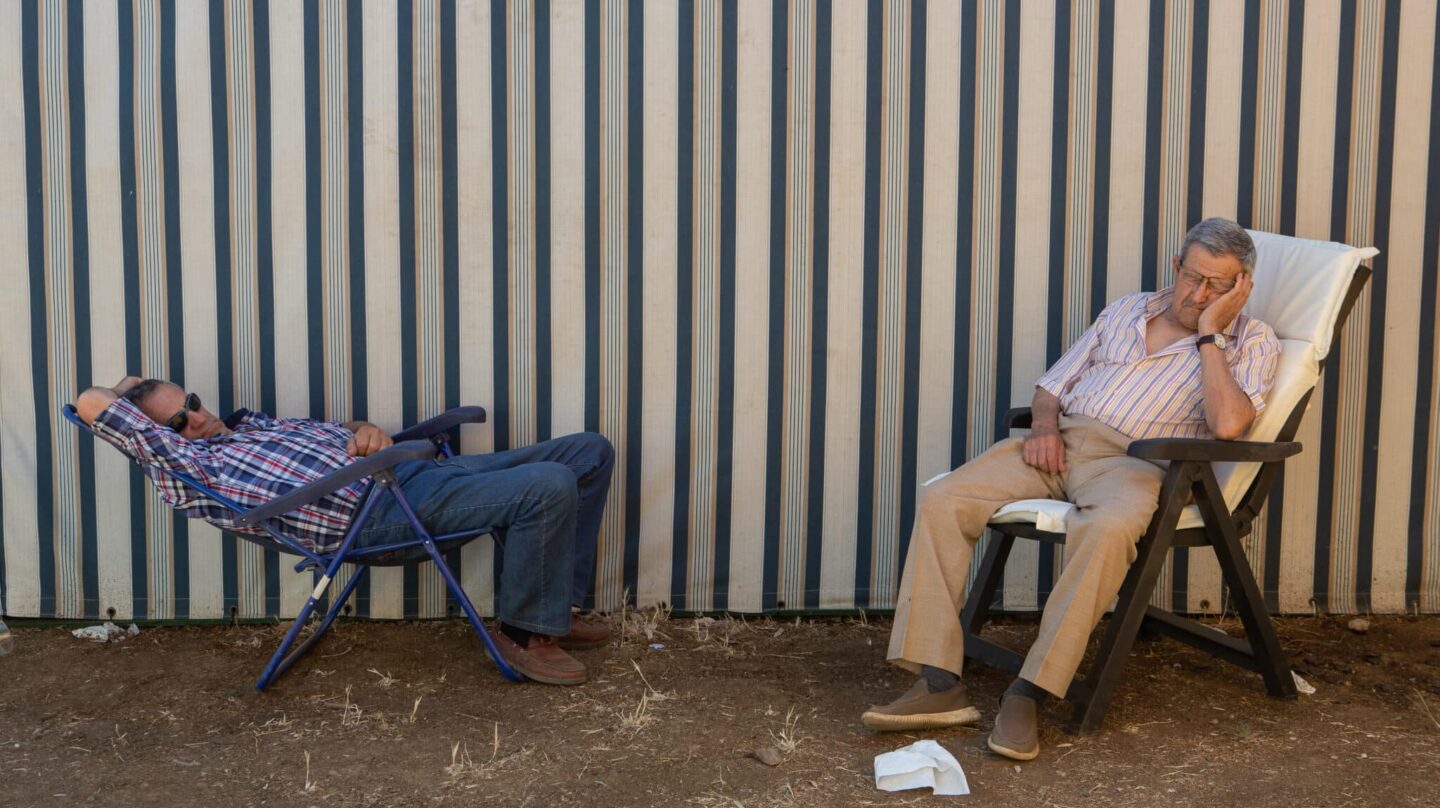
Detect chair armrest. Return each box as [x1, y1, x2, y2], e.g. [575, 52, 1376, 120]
[233, 440, 438, 527]
[1004, 407, 1032, 429]
[390, 406, 487, 443]
[1126, 438, 1301, 463]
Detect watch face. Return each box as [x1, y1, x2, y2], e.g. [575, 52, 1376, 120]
[1215, 334, 1228, 349]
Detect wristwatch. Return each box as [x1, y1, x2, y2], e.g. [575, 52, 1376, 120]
[1196, 333, 1229, 350]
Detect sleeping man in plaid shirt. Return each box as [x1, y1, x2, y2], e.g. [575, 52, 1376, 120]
[861, 218, 1281, 760]
[75, 378, 615, 687]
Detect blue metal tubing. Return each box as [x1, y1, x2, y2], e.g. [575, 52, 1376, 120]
[254, 481, 388, 690]
[386, 481, 523, 682]
[257, 567, 368, 690]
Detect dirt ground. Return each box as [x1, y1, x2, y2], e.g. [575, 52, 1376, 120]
[1, 611, 1438, 807]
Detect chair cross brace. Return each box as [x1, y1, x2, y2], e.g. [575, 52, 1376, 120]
[962, 453, 1297, 734]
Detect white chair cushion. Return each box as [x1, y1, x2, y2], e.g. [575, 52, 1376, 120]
[1243, 230, 1377, 360]
[990, 498, 1209, 532]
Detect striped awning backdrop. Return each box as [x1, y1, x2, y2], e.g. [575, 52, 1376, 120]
[2, 0, 1438, 621]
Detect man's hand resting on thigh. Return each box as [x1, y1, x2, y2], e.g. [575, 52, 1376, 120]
[1021, 387, 1067, 474]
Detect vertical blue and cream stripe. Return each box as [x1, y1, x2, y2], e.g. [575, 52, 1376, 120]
[3, 0, 1440, 621]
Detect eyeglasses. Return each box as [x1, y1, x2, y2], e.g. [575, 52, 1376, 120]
[1176, 265, 1238, 294]
[166, 393, 202, 432]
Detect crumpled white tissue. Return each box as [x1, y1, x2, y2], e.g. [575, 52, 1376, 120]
[874, 739, 970, 796]
[71, 622, 140, 643]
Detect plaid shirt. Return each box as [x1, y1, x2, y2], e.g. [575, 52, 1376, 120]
[92, 398, 367, 553]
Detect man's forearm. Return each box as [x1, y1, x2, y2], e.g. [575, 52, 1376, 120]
[1197, 346, 1255, 439]
[75, 376, 142, 424]
[1030, 387, 1063, 432]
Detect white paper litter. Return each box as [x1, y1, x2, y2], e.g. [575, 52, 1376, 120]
[71, 622, 140, 643]
[874, 739, 970, 796]
[1292, 671, 1315, 695]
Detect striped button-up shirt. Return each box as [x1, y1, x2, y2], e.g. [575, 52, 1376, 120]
[1036, 289, 1280, 441]
[92, 398, 368, 553]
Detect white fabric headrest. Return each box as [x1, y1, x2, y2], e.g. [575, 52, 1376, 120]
[1242, 230, 1377, 360]
[1209, 339, 1318, 507]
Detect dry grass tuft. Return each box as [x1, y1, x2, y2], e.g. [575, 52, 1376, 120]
[340, 685, 362, 727]
[619, 691, 656, 732]
[367, 668, 398, 688]
[1416, 689, 1440, 732]
[768, 706, 806, 755]
[445, 723, 508, 781]
[619, 593, 672, 644]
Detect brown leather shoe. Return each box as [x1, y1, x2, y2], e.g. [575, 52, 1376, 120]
[861, 678, 981, 731]
[493, 629, 588, 685]
[987, 694, 1040, 760]
[557, 613, 611, 651]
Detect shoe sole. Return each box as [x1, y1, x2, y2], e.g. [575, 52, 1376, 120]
[860, 705, 981, 731]
[508, 663, 588, 686]
[986, 734, 1040, 761]
[556, 636, 610, 651]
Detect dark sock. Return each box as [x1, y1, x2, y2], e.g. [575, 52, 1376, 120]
[1005, 677, 1050, 703]
[921, 665, 960, 693]
[500, 622, 534, 647]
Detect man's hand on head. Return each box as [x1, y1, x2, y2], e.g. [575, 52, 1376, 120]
[75, 376, 143, 425]
[1197, 271, 1253, 336]
[344, 422, 394, 457]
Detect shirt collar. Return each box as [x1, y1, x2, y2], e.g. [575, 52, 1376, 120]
[223, 408, 252, 430]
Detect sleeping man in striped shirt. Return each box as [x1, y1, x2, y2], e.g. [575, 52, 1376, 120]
[75, 379, 615, 687]
[861, 217, 1280, 760]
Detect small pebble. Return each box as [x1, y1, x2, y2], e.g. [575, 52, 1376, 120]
[1347, 618, 1371, 634]
[752, 747, 782, 767]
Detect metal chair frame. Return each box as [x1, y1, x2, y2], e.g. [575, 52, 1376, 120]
[62, 404, 521, 690]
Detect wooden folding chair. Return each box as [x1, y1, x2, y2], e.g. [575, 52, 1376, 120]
[958, 231, 1377, 733]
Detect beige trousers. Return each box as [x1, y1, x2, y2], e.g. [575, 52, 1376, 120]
[887, 414, 1167, 697]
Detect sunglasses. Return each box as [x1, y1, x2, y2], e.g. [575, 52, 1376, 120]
[166, 392, 202, 432]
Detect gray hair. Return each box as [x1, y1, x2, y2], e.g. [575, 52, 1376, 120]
[1179, 217, 1256, 274]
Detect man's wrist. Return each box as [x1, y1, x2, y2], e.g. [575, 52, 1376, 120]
[1030, 417, 1061, 434]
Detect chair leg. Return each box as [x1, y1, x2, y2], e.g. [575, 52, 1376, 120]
[1065, 464, 1193, 734]
[1066, 530, 1175, 734]
[422, 539, 525, 683]
[961, 532, 1016, 636]
[256, 566, 366, 691]
[1194, 471, 1297, 698]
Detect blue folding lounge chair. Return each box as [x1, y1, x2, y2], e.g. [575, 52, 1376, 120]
[61, 404, 522, 690]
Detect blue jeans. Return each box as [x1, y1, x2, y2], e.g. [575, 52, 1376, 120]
[356, 432, 614, 635]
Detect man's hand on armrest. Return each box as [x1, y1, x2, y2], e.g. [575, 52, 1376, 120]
[342, 420, 395, 457]
[75, 376, 142, 424]
[1021, 387, 1067, 474]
